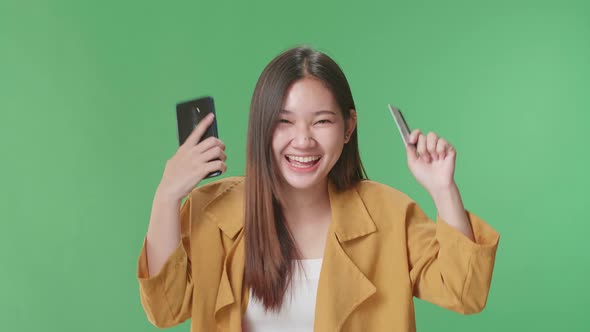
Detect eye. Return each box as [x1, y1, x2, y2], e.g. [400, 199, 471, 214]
[278, 119, 291, 124]
[315, 119, 332, 125]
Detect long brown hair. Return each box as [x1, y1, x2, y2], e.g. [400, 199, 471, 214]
[244, 46, 367, 311]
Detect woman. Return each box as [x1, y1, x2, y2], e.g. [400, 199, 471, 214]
[137, 46, 499, 332]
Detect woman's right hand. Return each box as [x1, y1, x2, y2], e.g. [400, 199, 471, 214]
[156, 113, 227, 201]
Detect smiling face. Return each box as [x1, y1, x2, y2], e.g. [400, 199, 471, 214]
[272, 76, 356, 191]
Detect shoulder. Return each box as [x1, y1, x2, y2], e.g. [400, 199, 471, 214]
[191, 176, 245, 196]
[351, 180, 417, 224]
[187, 176, 245, 210]
[348, 181, 421, 237]
[355, 180, 414, 207]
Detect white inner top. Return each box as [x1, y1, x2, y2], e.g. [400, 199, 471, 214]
[242, 258, 323, 332]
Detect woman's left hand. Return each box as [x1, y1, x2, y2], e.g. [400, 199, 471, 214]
[406, 129, 457, 195]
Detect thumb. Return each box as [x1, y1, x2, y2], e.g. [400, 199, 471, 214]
[405, 142, 419, 163]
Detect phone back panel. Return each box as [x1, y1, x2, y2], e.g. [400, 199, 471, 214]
[176, 96, 218, 146]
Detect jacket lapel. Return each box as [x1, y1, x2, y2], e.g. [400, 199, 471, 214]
[314, 182, 378, 331]
[203, 180, 247, 330]
[214, 228, 246, 330]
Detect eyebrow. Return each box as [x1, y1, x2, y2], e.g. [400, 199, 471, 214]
[280, 110, 337, 116]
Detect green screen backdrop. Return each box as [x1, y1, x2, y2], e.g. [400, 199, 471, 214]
[1, 0, 589, 331]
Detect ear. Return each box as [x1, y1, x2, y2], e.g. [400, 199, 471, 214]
[344, 109, 357, 143]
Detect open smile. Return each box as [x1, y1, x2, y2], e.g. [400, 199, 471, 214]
[284, 155, 322, 172]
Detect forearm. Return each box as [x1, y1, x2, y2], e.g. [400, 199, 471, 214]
[431, 183, 475, 241]
[145, 188, 183, 277]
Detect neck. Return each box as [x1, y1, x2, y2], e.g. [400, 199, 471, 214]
[280, 179, 331, 225]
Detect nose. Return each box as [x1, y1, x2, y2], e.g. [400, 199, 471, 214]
[291, 125, 316, 149]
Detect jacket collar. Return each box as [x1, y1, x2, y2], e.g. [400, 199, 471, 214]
[203, 179, 245, 239]
[327, 180, 376, 241]
[205, 179, 377, 242]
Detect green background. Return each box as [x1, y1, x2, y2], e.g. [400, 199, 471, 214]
[1, 0, 588, 331]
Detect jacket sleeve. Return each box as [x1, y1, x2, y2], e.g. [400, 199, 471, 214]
[405, 201, 499, 314]
[136, 194, 194, 328]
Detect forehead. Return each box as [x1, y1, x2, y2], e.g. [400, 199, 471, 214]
[282, 77, 338, 114]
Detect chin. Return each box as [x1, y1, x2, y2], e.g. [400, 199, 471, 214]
[278, 158, 330, 191]
[281, 175, 326, 190]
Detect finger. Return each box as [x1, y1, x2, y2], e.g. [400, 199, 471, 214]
[405, 139, 419, 163]
[426, 132, 438, 159]
[447, 144, 457, 159]
[199, 145, 227, 163]
[219, 150, 227, 162]
[202, 160, 226, 176]
[408, 129, 422, 145]
[183, 113, 215, 148]
[194, 136, 225, 154]
[436, 138, 448, 159]
[416, 134, 430, 162]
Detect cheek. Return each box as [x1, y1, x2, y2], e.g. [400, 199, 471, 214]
[271, 130, 286, 155]
[318, 131, 345, 154]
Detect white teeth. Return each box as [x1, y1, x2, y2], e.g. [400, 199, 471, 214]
[287, 155, 321, 163]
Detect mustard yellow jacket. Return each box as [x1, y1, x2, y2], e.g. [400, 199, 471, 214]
[137, 177, 499, 331]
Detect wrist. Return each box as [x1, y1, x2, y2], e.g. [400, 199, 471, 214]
[429, 181, 458, 200]
[154, 186, 184, 205]
[430, 182, 462, 209]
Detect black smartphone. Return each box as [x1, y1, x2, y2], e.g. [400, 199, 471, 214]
[176, 96, 221, 178]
